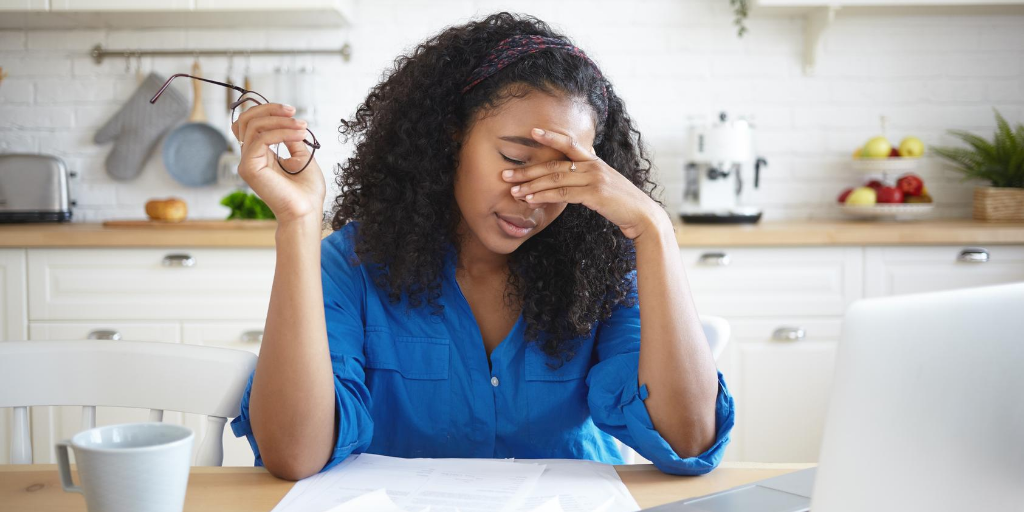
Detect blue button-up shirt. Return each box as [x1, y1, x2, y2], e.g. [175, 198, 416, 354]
[230, 222, 735, 475]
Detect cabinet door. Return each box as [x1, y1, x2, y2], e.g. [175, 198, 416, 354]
[864, 245, 1024, 297]
[26, 322, 181, 464]
[0, 249, 27, 464]
[0, 248, 27, 342]
[730, 318, 842, 463]
[49, 0, 193, 9]
[680, 247, 863, 317]
[182, 322, 263, 466]
[28, 247, 275, 321]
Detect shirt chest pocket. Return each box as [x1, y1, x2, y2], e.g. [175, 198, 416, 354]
[363, 329, 451, 453]
[524, 341, 593, 427]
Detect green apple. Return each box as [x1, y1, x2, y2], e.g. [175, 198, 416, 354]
[844, 186, 877, 206]
[898, 136, 925, 158]
[862, 137, 892, 159]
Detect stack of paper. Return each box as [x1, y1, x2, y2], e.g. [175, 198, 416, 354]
[270, 454, 640, 512]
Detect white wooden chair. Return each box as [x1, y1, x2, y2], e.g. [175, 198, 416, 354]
[0, 340, 257, 466]
[617, 315, 731, 464]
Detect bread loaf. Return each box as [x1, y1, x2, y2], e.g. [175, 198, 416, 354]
[145, 197, 188, 222]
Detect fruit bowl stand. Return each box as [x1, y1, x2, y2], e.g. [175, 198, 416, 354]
[837, 203, 935, 221]
[841, 156, 934, 221]
[851, 157, 920, 175]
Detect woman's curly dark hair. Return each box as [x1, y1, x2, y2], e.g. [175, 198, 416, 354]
[329, 12, 660, 364]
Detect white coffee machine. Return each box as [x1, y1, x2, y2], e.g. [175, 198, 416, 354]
[680, 112, 767, 224]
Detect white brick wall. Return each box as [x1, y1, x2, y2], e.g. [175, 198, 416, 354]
[1, 0, 1022, 222]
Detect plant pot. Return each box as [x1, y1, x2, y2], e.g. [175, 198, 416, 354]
[973, 186, 1024, 221]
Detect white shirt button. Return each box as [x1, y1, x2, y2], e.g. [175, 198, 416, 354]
[490, 376, 499, 387]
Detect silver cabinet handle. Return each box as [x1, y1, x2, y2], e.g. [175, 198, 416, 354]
[241, 330, 264, 344]
[87, 330, 122, 341]
[698, 252, 730, 266]
[957, 248, 989, 264]
[772, 326, 806, 342]
[162, 254, 196, 267]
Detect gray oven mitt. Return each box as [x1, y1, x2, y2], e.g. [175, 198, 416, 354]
[94, 72, 189, 181]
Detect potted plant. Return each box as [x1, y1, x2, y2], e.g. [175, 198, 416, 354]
[932, 109, 1024, 222]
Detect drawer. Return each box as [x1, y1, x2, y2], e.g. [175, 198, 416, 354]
[26, 324, 182, 464]
[865, 245, 1024, 298]
[28, 248, 275, 321]
[680, 247, 863, 317]
[183, 322, 264, 466]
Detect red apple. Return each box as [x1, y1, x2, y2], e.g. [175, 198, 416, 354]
[889, 147, 901, 158]
[897, 174, 924, 196]
[876, 186, 904, 204]
[837, 187, 855, 203]
[865, 179, 886, 191]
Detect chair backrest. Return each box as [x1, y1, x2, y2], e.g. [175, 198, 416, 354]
[700, 315, 730, 361]
[0, 340, 257, 466]
[617, 315, 730, 464]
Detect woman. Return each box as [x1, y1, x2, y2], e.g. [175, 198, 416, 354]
[228, 12, 734, 481]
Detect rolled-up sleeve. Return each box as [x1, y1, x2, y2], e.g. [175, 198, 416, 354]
[230, 227, 375, 472]
[585, 271, 735, 476]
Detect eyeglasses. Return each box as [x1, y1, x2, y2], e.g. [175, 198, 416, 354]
[149, 73, 320, 175]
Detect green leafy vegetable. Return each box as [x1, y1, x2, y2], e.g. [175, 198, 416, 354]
[220, 190, 276, 220]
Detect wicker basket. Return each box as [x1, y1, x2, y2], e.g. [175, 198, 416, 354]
[973, 187, 1024, 221]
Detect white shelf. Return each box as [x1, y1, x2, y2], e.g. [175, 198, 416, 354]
[0, 0, 353, 28]
[752, 0, 1024, 75]
[850, 157, 922, 174]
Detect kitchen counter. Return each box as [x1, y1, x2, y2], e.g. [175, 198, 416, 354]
[2, 219, 1024, 247]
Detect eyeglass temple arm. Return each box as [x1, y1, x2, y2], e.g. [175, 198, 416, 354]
[150, 73, 247, 104]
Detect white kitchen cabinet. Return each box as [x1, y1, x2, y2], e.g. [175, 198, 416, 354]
[27, 248, 275, 321]
[182, 322, 263, 466]
[865, 245, 1024, 298]
[0, 249, 27, 465]
[0, 249, 27, 342]
[26, 322, 182, 464]
[725, 318, 842, 463]
[680, 247, 863, 317]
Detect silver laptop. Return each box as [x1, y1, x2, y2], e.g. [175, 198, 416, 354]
[645, 282, 1024, 512]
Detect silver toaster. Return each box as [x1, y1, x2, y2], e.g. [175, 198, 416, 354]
[0, 153, 76, 223]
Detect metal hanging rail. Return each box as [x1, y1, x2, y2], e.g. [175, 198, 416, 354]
[90, 43, 352, 65]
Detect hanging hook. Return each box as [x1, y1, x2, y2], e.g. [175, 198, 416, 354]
[134, 51, 144, 83]
[124, 52, 131, 73]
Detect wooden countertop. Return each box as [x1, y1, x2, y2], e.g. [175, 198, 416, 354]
[2, 219, 1024, 248]
[0, 462, 815, 511]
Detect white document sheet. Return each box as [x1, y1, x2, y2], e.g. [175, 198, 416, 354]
[271, 454, 545, 512]
[512, 459, 640, 512]
[270, 454, 639, 512]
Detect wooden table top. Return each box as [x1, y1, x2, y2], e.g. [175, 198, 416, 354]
[2, 218, 1023, 247]
[0, 462, 814, 511]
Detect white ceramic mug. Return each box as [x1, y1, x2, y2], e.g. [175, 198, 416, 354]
[56, 422, 194, 512]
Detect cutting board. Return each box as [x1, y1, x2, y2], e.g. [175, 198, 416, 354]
[102, 219, 278, 229]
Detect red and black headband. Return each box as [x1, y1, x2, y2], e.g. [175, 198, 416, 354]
[461, 35, 609, 122]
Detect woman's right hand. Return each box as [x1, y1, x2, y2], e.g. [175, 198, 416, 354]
[231, 103, 326, 225]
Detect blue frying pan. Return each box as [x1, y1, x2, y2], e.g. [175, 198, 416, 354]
[162, 62, 228, 187]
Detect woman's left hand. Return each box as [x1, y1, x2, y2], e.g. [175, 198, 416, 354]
[504, 127, 665, 240]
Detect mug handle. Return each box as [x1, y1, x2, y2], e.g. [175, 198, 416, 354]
[55, 441, 82, 494]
